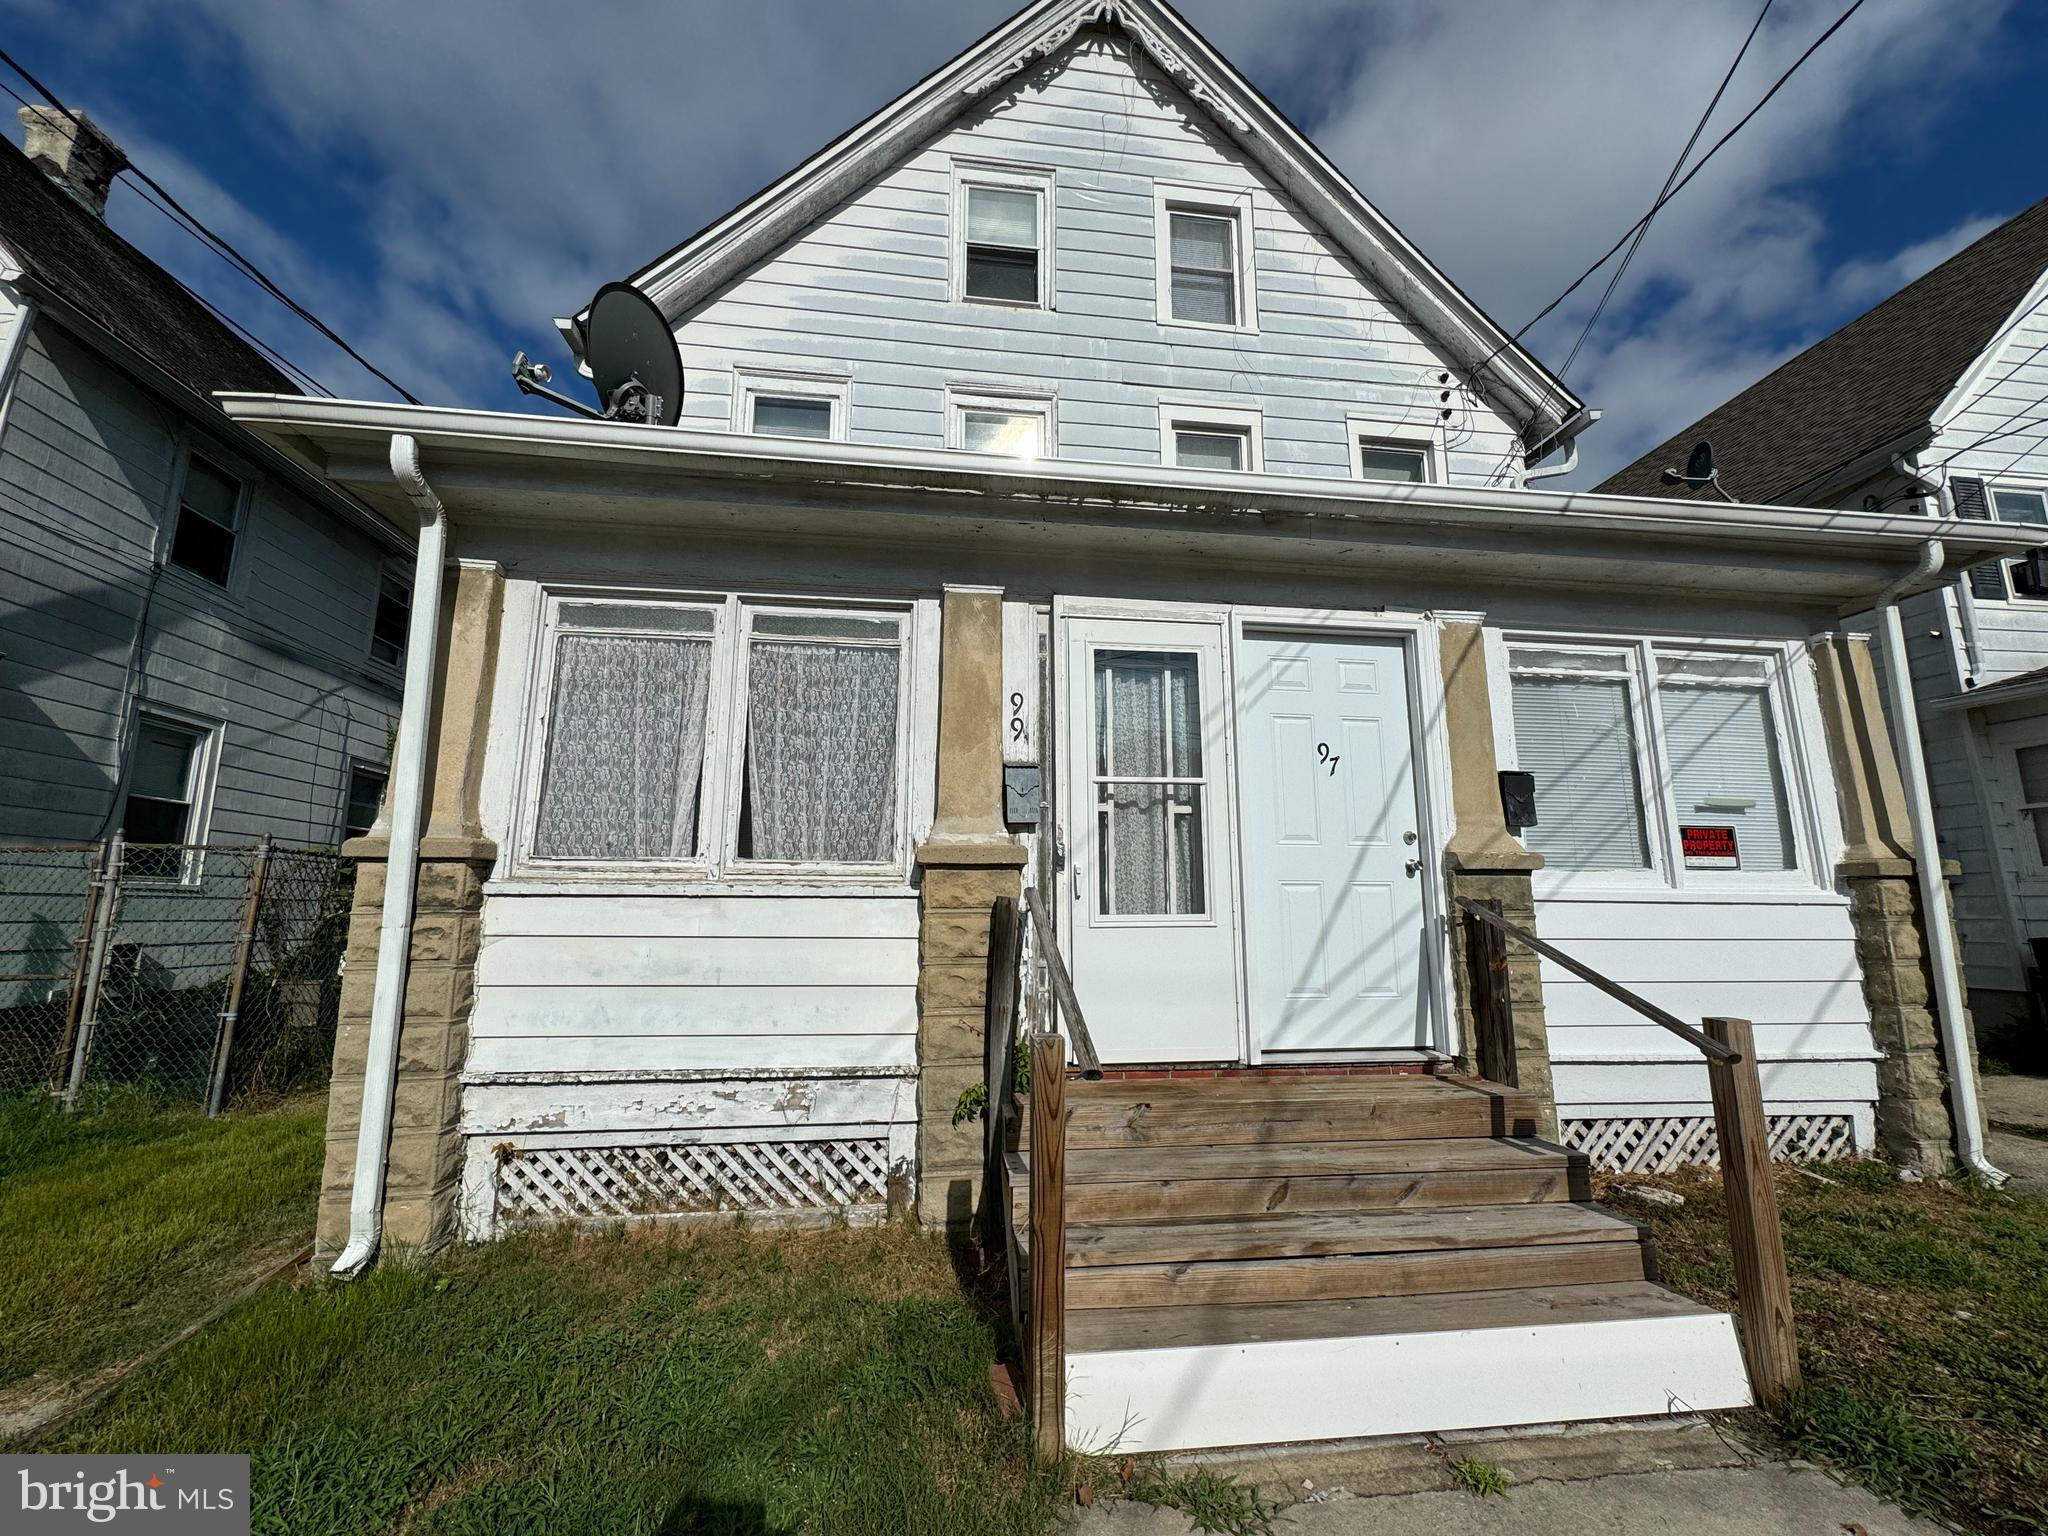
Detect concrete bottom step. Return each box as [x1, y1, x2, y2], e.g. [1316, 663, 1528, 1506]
[1063, 1281, 1752, 1454]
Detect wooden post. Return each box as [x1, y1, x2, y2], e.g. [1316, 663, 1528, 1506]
[979, 897, 1023, 1251]
[206, 836, 273, 1117]
[51, 840, 107, 1092]
[1464, 899, 1518, 1087]
[1704, 1016, 1800, 1409]
[1027, 1031, 1066, 1462]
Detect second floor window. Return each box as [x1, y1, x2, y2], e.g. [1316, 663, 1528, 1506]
[949, 388, 1053, 460]
[371, 568, 411, 668]
[1357, 440, 1430, 483]
[1167, 211, 1238, 326]
[169, 454, 243, 586]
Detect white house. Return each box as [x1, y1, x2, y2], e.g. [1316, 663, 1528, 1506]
[1604, 196, 2048, 1077]
[224, 0, 2028, 1453]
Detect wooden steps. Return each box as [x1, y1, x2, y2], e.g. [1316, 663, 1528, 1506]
[1014, 1071, 1751, 1452]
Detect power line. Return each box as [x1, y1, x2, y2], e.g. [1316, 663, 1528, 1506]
[0, 44, 423, 404]
[1471, 0, 1872, 457]
[1555, 0, 1775, 385]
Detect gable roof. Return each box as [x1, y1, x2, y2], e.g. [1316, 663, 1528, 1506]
[1598, 194, 2048, 505]
[0, 133, 296, 399]
[566, 0, 1581, 451]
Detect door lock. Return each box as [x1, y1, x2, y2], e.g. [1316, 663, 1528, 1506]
[1402, 830, 1418, 845]
[1405, 858, 1423, 878]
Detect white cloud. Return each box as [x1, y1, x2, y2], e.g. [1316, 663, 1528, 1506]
[3, 0, 2023, 478]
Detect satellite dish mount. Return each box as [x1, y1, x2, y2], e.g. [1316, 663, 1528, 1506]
[511, 282, 682, 428]
[1660, 439, 1737, 502]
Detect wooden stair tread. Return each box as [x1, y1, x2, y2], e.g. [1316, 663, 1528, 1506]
[1060, 1136, 1578, 1183]
[1065, 1239, 1652, 1308]
[1066, 1074, 1514, 1104]
[1066, 1280, 1717, 1353]
[1067, 1202, 1643, 1266]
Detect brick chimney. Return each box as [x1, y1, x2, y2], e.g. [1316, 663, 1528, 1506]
[18, 106, 127, 219]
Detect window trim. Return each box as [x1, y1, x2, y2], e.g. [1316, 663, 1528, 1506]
[162, 443, 250, 591]
[1345, 411, 1443, 485]
[1504, 633, 1824, 896]
[1159, 399, 1263, 473]
[946, 383, 1057, 459]
[513, 586, 920, 883]
[951, 158, 1055, 311]
[731, 367, 851, 442]
[367, 560, 413, 671]
[1989, 719, 2048, 886]
[118, 703, 222, 887]
[341, 758, 390, 844]
[1152, 181, 1256, 334]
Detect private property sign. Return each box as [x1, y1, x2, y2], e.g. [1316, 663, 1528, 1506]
[1680, 825, 1740, 869]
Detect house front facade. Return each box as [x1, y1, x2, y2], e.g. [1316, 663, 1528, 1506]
[227, 0, 2026, 1451]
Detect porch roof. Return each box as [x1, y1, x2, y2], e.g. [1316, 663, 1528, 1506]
[218, 395, 2038, 611]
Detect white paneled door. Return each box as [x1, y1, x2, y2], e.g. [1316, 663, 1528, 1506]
[1062, 617, 1241, 1063]
[1237, 631, 1428, 1053]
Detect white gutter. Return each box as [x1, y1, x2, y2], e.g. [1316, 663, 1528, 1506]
[217, 395, 2038, 570]
[1523, 408, 1601, 484]
[331, 433, 450, 1277]
[1874, 538, 2007, 1186]
[1892, 452, 1981, 683]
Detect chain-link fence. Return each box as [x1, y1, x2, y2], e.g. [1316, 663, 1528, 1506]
[0, 838, 353, 1111]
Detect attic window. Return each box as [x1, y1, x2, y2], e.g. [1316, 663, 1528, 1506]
[958, 168, 1050, 308]
[1154, 185, 1254, 332]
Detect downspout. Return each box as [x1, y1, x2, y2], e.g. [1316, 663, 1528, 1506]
[1523, 407, 1603, 485]
[1873, 538, 2008, 1186]
[1892, 452, 1980, 684]
[331, 433, 450, 1276]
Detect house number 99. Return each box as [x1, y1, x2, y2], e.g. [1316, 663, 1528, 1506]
[1009, 691, 1028, 744]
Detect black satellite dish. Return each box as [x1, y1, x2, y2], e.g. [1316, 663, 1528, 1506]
[510, 282, 682, 427]
[1660, 438, 1735, 500]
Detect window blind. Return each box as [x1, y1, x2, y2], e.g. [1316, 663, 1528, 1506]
[1658, 683, 1794, 871]
[1509, 675, 1650, 871]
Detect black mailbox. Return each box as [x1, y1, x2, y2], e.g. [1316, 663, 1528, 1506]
[1499, 770, 1537, 833]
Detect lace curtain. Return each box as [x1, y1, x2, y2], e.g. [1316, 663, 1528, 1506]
[745, 640, 900, 862]
[1096, 651, 1204, 915]
[534, 633, 711, 858]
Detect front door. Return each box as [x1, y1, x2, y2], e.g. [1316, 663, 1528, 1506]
[1237, 631, 1429, 1053]
[1062, 616, 1240, 1063]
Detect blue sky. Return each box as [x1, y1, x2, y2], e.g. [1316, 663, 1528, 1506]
[3, 0, 2043, 485]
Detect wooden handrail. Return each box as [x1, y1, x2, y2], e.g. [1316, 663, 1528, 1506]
[1026, 1030, 1067, 1461]
[1450, 895, 1798, 1408]
[1023, 888, 1103, 1080]
[1453, 895, 1738, 1064]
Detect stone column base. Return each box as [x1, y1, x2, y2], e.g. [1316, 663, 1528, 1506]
[1445, 865, 1559, 1140]
[317, 837, 492, 1261]
[913, 839, 1026, 1232]
[1845, 868, 1972, 1172]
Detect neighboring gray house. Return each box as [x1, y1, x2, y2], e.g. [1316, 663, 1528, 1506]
[0, 108, 409, 862]
[1601, 194, 2048, 1068]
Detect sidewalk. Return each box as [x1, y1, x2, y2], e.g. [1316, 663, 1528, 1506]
[1068, 1421, 1947, 1536]
[1983, 1073, 2048, 1193]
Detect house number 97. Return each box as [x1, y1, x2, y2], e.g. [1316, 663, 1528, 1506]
[1316, 742, 1340, 776]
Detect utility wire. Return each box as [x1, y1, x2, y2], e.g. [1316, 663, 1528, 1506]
[1469, 0, 1872, 432]
[0, 44, 422, 403]
[1555, 0, 1775, 384]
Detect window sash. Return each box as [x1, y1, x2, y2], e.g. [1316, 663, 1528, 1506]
[1357, 441, 1428, 483]
[1167, 210, 1239, 325]
[344, 767, 387, 840]
[1509, 671, 1652, 872]
[749, 394, 835, 439]
[1991, 487, 2048, 524]
[963, 184, 1042, 305]
[524, 595, 910, 875]
[371, 571, 411, 667]
[958, 407, 1046, 458]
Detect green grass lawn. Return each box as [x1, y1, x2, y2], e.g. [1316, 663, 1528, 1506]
[1612, 1159, 2048, 1536]
[0, 1089, 324, 1396]
[49, 1221, 1062, 1536]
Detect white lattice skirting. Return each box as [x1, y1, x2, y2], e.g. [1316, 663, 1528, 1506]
[492, 1138, 893, 1228]
[1561, 1114, 1857, 1173]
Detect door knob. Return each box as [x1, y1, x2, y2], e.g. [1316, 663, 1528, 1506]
[1405, 858, 1422, 878]
[1402, 830, 1418, 845]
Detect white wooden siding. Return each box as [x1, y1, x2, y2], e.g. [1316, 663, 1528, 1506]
[670, 30, 1522, 487]
[0, 323, 401, 844]
[462, 893, 921, 1149]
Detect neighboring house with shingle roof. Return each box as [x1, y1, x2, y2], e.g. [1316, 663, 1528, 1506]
[1600, 196, 2048, 1069]
[0, 107, 410, 864]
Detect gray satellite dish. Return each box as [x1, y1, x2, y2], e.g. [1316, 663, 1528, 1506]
[511, 282, 682, 426]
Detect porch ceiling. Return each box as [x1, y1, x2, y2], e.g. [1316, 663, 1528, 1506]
[219, 395, 2037, 610]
